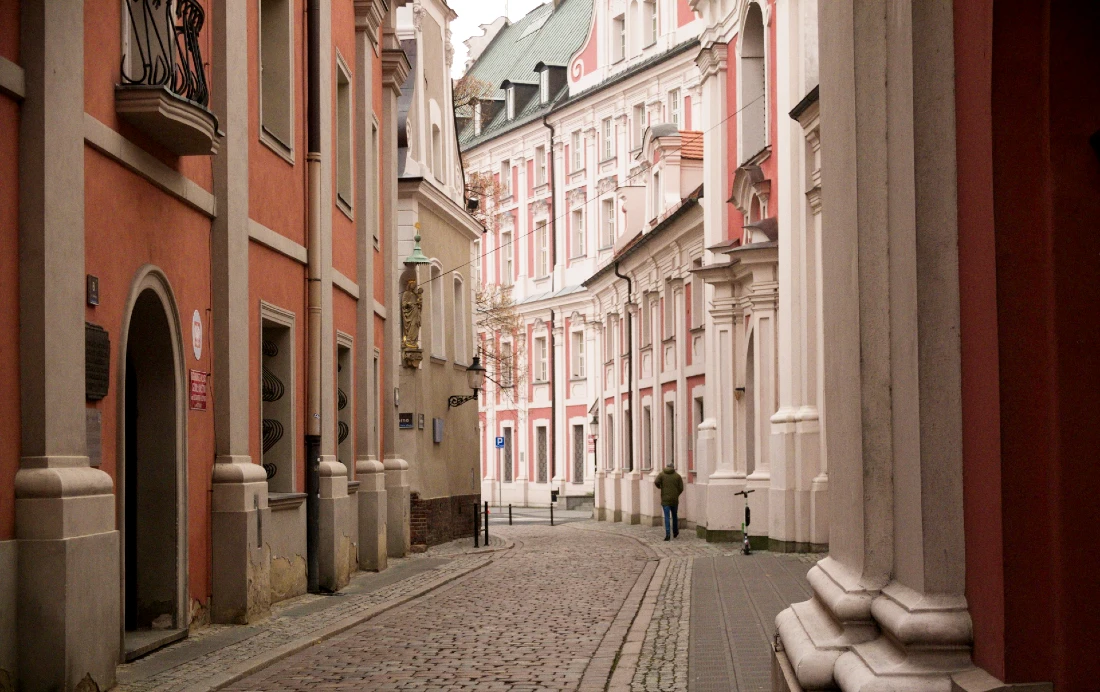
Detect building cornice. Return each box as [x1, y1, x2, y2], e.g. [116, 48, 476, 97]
[398, 177, 484, 241]
[381, 38, 411, 96]
[695, 42, 728, 80]
[354, 0, 388, 39]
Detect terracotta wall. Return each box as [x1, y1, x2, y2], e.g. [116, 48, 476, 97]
[0, 93, 18, 541]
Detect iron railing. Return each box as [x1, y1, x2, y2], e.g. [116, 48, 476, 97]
[121, 0, 210, 107]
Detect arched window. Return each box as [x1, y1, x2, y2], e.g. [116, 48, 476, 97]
[739, 3, 766, 161]
[453, 275, 466, 362]
[431, 264, 445, 359]
[432, 124, 443, 182]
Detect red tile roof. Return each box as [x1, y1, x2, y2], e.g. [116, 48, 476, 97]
[680, 130, 703, 160]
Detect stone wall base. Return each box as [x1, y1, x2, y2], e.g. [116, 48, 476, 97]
[772, 648, 803, 692]
[410, 493, 480, 548]
[768, 538, 829, 554]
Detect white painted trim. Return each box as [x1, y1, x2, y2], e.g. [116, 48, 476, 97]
[332, 269, 360, 299]
[83, 114, 216, 217]
[248, 219, 308, 264]
[0, 56, 24, 100]
[374, 300, 387, 319]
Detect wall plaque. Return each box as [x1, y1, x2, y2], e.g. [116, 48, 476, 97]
[398, 412, 414, 430]
[85, 323, 111, 401]
[189, 370, 209, 411]
[433, 418, 444, 444]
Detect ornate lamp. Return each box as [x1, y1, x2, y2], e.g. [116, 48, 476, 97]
[448, 355, 486, 408]
[404, 223, 430, 266]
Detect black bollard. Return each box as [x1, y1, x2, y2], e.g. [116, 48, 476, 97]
[473, 501, 479, 548]
[550, 503, 554, 527]
[483, 501, 490, 545]
[509, 504, 513, 525]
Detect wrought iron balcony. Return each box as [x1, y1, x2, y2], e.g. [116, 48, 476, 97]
[116, 0, 220, 156]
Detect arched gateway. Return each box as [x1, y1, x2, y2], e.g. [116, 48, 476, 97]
[117, 268, 189, 660]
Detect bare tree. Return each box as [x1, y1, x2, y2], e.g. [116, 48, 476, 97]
[465, 170, 506, 232]
[476, 284, 528, 409]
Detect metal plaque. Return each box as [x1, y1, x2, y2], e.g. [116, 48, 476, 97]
[418, 413, 425, 430]
[189, 370, 209, 411]
[433, 418, 444, 444]
[85, 323, 111, 401]
[398, 412, 414, 430]
[86, 275, 100, 306]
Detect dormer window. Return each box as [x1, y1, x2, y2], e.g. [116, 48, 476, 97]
[652, 170, 662, 219]
[613, 15, 626, 62]
[540, 69, 550, 103]
[643, 0, 657, 46]
[506, 87, 516, 119]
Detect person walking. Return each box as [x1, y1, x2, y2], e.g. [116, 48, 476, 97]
[654, 462, 684, 541]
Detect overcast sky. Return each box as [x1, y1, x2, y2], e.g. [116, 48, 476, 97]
[448, 0, 549, 78]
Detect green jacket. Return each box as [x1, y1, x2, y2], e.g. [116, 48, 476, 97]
[654, 467, 684, 506]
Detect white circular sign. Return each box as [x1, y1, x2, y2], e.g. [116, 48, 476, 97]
[192, 310, 203, 361]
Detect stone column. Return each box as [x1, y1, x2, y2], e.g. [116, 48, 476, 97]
[381, 30, 411, 558]
[16, 2, 120, 688]
[317, 461, 350, 592]
[209, 0, 270, 625]
[551, 319, 565, 486]
[775, 1, 973, 688]
[353, 0, 388, 573]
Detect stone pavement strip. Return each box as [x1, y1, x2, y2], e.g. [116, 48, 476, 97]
[116, 520, 818, 692]
[114, 536, 510, 692]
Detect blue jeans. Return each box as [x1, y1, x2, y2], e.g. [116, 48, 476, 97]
[662, 504, 679, 538]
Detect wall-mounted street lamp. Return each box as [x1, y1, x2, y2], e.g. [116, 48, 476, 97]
[590, 411, 600, 472]
[448, 355, 486, 408]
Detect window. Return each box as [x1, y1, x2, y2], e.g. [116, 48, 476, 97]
[602, 117, 614, 161]
[535, 220, 549, 278]
[431, 265, 445, 359]
[506, 87, 516, 119]
[665, 402, 676, 468]
[668, 89, 681, 129]
[534, 335, 548, 382]
[641, 294, 654, 347]
[500, 160, 511, 196]
[571, 330, 586, 378]
[571, 208, 585, 257]
[691, 262, 704, 328]
[336, 61, 353, 211]
[613, 15, 626, 61]
[571, 131, 582, 171]
[260, 0, 294, 153]
[500, 341, 514, 387]
[643, 0, 657, 45]
[371, 124, 380, 243]
[453, 276, 466, 362]
[336, 341, 352, 471]
[539, 69, 550, 103]
[503, 427, 513, 481]
[601, 198, 615, 248]
[606, 414, 615, 470]
[473, 241, 482, 285]
[536, 426, 548, 483]
[261, 306, 295, 493]
[535, 145, 547, 187]
[633, 103, 645, 149]
[652, 170, 662, 218]
[431, 124, 443, 181]
[740, 3, 767, 161]
[642, 405, 653, 470]
[663, 283, 676, 338]
[501, 231, 514, 286]
[572, 424, 585, 483]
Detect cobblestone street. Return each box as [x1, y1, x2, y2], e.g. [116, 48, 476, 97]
[115, 519, 816, 692]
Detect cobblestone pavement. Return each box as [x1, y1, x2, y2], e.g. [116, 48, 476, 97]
[227, 524, 652, 691]
[115, 537, 507, 692]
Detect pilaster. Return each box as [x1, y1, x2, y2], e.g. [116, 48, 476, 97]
[210, 0, 270, 625]
[17, 2, 120, 688]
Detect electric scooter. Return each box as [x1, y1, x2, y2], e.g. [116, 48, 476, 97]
[735, 489, 755, 555]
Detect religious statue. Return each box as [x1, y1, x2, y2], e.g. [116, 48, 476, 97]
[401, 279, 424, 367]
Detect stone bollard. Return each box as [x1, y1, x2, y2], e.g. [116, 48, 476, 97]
[317, 460, 350, 592]
[384, 457, 410, 558]
[356, 457, 388, 572]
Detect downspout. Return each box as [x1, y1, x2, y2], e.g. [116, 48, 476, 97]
[305, 0, 322, 593]
[543, 115, 558, 485]
[614, 262, 633, 471]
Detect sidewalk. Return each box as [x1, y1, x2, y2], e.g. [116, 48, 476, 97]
[115, 536, 509, 692]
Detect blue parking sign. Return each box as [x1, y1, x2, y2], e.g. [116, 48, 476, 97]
[495, 436, 505, 449]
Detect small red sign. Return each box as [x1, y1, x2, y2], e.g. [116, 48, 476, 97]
[189, 370, 209, 411]
[588, 435, 596, 453]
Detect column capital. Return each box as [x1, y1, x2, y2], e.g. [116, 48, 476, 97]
[381, 42, 411, 96]
[695, 42, 729, 80]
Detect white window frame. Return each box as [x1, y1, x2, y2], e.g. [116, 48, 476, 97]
[633, 103, 645, 149]
[430, 264, 445, 359]
[571, 131, 582, 171]
[335, 56, 353, 215]
[539, 69, 550, 103]
[535, 220, 550, 278]
[259, 0, 295, 160]
[601, 198, 615, 248]
[668, 88, 681, 129]
[501, 230, 514, 286]
[535, 145, 547, 187]
[571, 208, 585, 258]
[534, 335, 548, 382]
[453, 275, 466, 363]
[506, 87, 516, 119]
[571, 330, 586, 379]
[613, 14, 626, 62]
[500, 160, 511, 196]
[601, 117, 614, 161]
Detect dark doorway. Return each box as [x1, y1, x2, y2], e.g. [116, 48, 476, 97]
[123, 289, 182, 659]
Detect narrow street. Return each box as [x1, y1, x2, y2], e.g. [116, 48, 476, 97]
[182, 520, 814, 692]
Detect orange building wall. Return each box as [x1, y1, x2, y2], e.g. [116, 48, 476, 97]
[331, 0, 357, 281]
[0, 0, 17, 62]
[0, 94, 19, 541]
[83, 147, 217, 604]
[83, 0, 214, 193]
[249, 244, 308, 493]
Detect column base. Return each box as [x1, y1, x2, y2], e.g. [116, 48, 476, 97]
[211, 459, 271, 624]
[317, 459, 351, 593]
[383, 457, 410, 558]
[356, 457, 387, 572]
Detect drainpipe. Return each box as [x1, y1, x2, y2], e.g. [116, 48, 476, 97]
[305, 0, 322, 594]
[543, 115, 558, 488]
[614, 262, 633, 471]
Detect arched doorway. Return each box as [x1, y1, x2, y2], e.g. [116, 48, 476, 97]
[119, 273, 187, 659]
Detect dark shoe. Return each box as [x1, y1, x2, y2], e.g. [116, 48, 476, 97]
[673, 532, 679, 538]
[664, 536, 670, 541]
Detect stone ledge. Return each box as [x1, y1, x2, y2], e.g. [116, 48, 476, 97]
[116, 85, 220, 156]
